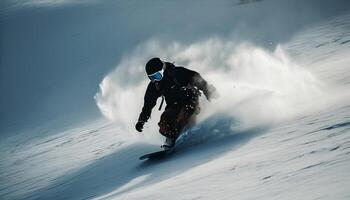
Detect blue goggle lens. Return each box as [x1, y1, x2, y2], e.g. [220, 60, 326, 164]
[148, 70, 163, 82]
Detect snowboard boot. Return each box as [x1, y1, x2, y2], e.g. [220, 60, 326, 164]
[161, 137, 176, 150]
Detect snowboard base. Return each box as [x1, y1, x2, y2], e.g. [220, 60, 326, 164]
[139, 148, 173, 160]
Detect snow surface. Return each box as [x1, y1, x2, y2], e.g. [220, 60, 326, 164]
[1, 10, 350, 200]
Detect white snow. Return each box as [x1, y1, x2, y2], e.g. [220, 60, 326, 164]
[1, 10, 350, 200]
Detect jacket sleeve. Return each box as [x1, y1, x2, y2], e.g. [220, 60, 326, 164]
[138, 83, 161, 123]
[182, 68, 213, 100]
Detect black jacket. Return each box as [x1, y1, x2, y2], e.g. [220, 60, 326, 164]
[138, 62, 211, 123]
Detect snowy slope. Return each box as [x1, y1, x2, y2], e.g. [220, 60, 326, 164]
[1, 10, 350, 200]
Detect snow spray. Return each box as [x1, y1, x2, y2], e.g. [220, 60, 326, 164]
[94, 38, 326, 143]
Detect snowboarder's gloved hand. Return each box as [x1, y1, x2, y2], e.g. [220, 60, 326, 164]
[204, 84, 219, 101]
[135, 121, 144, 132]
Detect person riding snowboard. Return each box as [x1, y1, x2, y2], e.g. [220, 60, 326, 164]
[135, 57, 216, 149]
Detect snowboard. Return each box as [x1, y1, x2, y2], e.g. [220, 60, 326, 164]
[139, 148, 174, 160]
[139, 130, 190, 160]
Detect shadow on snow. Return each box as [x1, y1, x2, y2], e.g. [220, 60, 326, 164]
[30, 114, 269, 199]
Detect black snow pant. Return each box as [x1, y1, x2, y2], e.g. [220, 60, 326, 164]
[158, 87, 200, 139]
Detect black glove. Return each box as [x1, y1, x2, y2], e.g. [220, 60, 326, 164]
[204, 84, 218, 101]
[135, 121, 144, 132]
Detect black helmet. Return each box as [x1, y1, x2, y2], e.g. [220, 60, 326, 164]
[145, 57, 163, 75]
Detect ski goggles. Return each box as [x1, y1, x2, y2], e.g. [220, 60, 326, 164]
[148, 68, 164, 82]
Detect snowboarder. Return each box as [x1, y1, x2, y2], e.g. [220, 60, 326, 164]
[135, 57, 216, 149]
